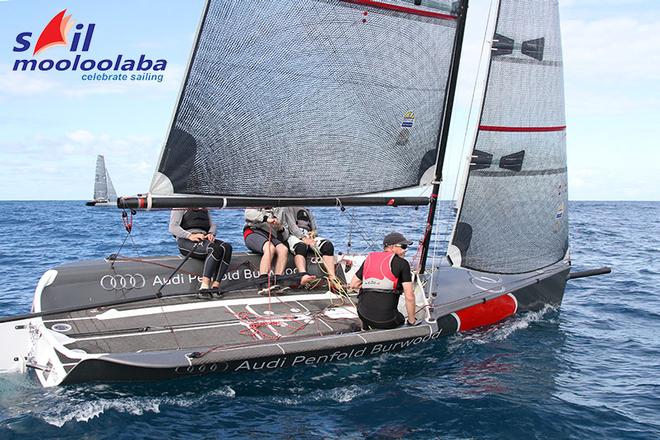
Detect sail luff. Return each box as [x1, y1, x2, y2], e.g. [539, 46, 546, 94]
[418, 0, 470, 274]
[149, 0, 212, 196]
[448, 0, 501, 250]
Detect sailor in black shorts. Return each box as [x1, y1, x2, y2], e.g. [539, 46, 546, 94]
[350, 232, 418, 330]
[244, 208, 290, 290]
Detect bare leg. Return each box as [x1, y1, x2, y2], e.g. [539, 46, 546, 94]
[274, 243, 289, 275]
[322, 255, 337, 279]
[260, 242, 276, 275]
[294, 253, 316, 286]
[294, 254, 307, 273]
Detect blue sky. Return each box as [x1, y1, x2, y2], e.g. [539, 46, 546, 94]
[0, 0, 658, 201]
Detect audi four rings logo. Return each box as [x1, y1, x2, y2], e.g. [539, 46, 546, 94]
[100, 273, 147, 290]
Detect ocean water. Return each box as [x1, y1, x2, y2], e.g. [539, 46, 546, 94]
[0, 201, 658, 439]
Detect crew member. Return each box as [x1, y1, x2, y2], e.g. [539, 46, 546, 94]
[349, 232, 417, 329]
[244, 208, 290, 293]
[280, 206, 338, 287]
[169, 208, 233, 298]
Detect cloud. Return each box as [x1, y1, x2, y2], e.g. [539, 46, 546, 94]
[0, 69, 59, 95]
[66, 129, 95, 144]
[563, 17, 660, 83]
[0, 130, 163, 199]
[0, 63, 186, 98]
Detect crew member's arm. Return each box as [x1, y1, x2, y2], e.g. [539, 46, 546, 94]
[206, 211, 217, 241]
[402, 281, 416, 325]
[349, 264, 364, 290]
[393, 257, 417, 325]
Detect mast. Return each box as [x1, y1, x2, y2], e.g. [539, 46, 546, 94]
[418, 0, 469, 274]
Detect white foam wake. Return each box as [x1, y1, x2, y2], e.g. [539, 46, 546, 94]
[39, 386, 236, 427]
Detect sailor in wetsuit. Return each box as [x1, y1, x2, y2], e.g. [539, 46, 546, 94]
[169, 208, 233, 297]
[280, 207, 338, 286]
[349, 232, 417, 330]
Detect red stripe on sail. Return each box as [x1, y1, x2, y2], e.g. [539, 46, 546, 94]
[455, 293, 517, 332]
[340, 0, 457, 21]
[479, 125, 567, 132]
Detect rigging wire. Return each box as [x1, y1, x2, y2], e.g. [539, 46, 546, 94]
[450, 0, 495, 205]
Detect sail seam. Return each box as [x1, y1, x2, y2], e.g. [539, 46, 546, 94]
[479, 125, 566, 132]
[492, 57, 562, 67]
[471, 167, 567, 177]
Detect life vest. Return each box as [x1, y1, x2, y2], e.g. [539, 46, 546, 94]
[361, 252, 399, 292]
[295, 208, 313, 232]
[180, 209, 211, 232]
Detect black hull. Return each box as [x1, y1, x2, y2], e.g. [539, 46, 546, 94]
[54, 266, 568, 385]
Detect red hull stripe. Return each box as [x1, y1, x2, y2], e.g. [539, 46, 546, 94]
[455, 294, 517, 332]
[340, 0, 457, 21]
[479, 125, 567, 133]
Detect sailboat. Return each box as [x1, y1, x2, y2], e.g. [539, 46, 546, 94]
[85, 155, 118, 206]
[0, 0, 609, 387]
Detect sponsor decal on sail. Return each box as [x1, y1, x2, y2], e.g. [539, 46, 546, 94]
[402, 111, 415, 128]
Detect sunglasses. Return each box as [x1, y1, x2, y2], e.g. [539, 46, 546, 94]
[394, 243, 408, 250]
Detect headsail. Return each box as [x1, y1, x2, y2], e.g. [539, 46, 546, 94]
[106, 170, 117, 201]
[449, 0, 569, 274]
[152, 0, 461, 201]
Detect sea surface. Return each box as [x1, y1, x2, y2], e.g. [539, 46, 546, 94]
[0, 201, 658, 439]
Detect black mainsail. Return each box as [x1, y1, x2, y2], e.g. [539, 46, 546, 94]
[449, 0, 569, 274]
[146, 0, 463, 204]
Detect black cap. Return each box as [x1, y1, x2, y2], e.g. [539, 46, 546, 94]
[383, 232, 412, 247]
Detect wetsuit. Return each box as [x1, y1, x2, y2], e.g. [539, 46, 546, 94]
[169, 209, 233, 282]
[354, 252, 412, 330]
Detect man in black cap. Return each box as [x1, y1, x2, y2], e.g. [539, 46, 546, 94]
[349, 232, 418, 329]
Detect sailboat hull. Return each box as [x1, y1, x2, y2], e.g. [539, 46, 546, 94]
[17, 254, 569, 386]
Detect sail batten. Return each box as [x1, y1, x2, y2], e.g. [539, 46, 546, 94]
[153, 0, 460, 200]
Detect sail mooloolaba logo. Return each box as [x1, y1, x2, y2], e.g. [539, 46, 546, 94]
[12, 9, 167, 82]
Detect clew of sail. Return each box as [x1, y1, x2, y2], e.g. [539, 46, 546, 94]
[150, 0, 461, 201]
[449, 0, 569, 274]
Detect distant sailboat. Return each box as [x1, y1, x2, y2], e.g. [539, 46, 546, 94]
[0, 0, 611, 387]
[85, 155, 117, 206]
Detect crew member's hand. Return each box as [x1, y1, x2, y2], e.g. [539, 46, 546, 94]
[303, 237, 315, 246]
[406, 318, 419, 326]
[205, 233, 215, 241]
[189, 233, 204, 242]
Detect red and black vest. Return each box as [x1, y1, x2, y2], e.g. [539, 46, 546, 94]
[361, 252, 399, 293]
